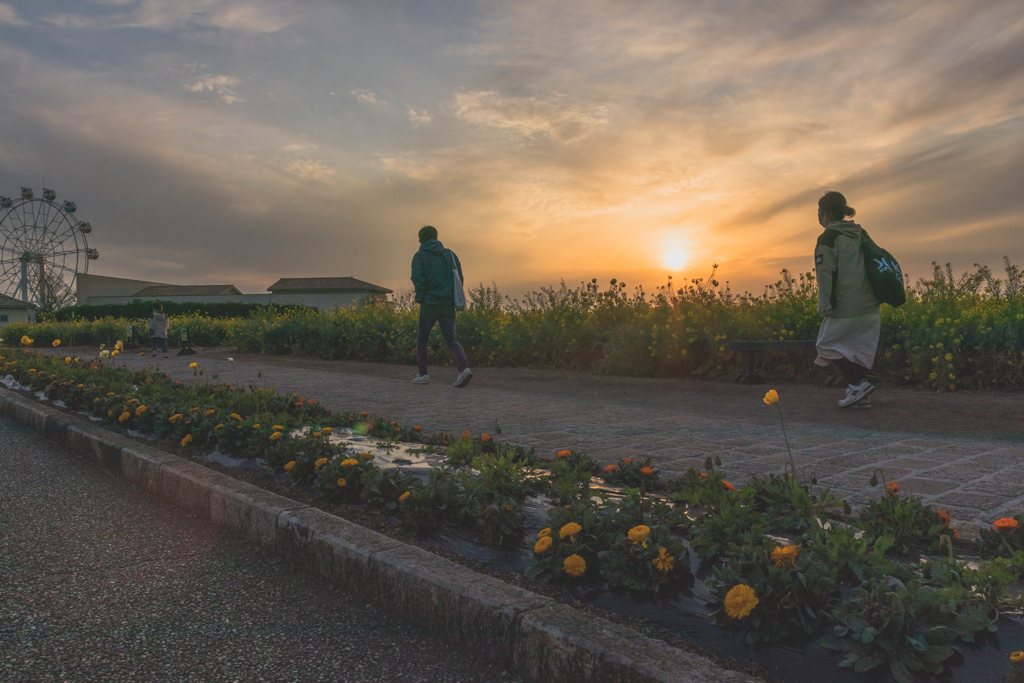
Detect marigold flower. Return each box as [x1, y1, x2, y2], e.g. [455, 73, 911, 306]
[135, 405, 147, 416]
[622, 458, 632, 465]
[252, 424, 260, 429]
[284, 461, 296, 471]
[314, 458, 328, 468]
[556, 449, 571, 458]
[189, 362, 197, 369]
[272, 425, 284, 431]
[361, 411, 370, 417]
[180, 434, 192, 446]
[321, 427, 333, 435]
[269, 431, 282, 440]
[994, 518, 1019, 532]
[652, 547, 674, 573]
[359, 452, 375, 460]
[534, 536, 553, 553]
[771, 545, 800, 569]
[886, 480, 900, 494]
[52, 340, 61, 347]
[699, 472, 707, 479]
[640, 466, 655, 476]
[1011, 651, 1024, 663]
[628, 525, 651, 546]
[563, 554, 586, 577]
[313, 431, 322, 437]
[118, 412, 130, 422]
[205, 409, 216, 416]
[230, 413, 242, 421]
[763, 389, 779, 405]
[337, 478, 347, 487]
[65, 357, 71, 363]
[462, 430, 472, 439]
[399, 491, 411, 501]
[559, 522, 583, 540]
[414, 426, 422, 432]
[937, 509, 952, 526]
[603, 464, 618, 473]
[723, 584, 759, 620]
[107, 409, 114, 417]
[722, 480, 736, 492]
[341, 458, 360, 467]
[538, 528, 552, 539]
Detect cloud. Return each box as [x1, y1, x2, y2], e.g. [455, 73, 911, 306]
[407, 107, 431, 125]
[43, 0, 292, 33]
[0, 3, 28, 26]
[185, 74, 243, 104]
[452, 90, 608, 143]
[351, 89, 387, 106]
[379, 155, 438, 180]
[281, 159, 337, 184]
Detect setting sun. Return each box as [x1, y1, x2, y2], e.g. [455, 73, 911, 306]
[664, 249, 687, 271]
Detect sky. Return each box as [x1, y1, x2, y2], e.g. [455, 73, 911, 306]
[0, 0, 1022, 301]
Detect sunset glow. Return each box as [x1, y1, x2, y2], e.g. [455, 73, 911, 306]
[0, 1, 1021, 298]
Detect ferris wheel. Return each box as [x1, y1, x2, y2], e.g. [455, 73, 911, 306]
[0, 187, 99, 310]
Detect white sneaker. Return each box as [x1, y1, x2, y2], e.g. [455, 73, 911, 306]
[849, 395, 872, 410]
[151, 352, 156, 357]
[839, 381, 874, 407]
[413, 374, 430, 384]
[453, 368, 473, 388]
[163, 353, 168, 358]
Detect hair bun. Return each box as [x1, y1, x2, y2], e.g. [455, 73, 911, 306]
[844, 206, 856, 217]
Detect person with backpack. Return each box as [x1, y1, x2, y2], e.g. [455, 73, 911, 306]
[149, 303, 169, 359]
[813, 191, 881, 408]
[410, 225, 473, 388]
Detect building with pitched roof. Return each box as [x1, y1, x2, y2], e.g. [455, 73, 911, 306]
[267, 277, 392, 310]
[0, 292, 38, 327]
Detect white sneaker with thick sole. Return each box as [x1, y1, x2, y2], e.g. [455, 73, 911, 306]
[453, 368, 473, 388]
[151, 352, 157, 357]
[412, 374, 430, 385]
[839, 381, 874, 407]
[849, 395, 872, 410]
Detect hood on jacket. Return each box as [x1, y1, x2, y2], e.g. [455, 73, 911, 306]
[152, 312, 167, 322]
[419, 239, 446, 254]
[824, 220, 863, 239]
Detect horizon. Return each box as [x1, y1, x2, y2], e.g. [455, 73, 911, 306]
[1, 1, 1022, 301]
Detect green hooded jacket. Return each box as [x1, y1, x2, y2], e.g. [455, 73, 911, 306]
[814, 221, 880, 318]
[411, 239, 464, 306]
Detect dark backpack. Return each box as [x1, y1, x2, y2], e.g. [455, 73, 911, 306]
[860, 230, 906, 307]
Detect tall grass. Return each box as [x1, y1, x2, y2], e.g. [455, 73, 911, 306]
[4, 260, 1023, 391]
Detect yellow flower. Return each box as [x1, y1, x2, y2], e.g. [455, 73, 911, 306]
[723, 584, 759, 620]
[118, 412, 130, 422]
[628, 525, 651, 546]
[337, 478, 347, 487]
[537, 528, 552, 539]
[269, 432, 282, 440]
[272, 425, 284, 431]
[107, 409, 114, 417]
[180, 434, 192, 446]
[313, 431, 322, 437]
[1011, 651, 1024, 663]
[399, 491, 411, 501]
[534, 536, 553, 553]
[944, 353, 953, 362]
[189, 407, 201, 413]
[169, 414, 183, 423]
[126, 399, 139, 405]
[52, 339, 61, 347]
[771, 545, 800, 569]
[763, 389, 779, 405]
[230, 413, 242, 421]
[314, 458, 328, 468]
[284, 461, 296, 471]
[205, 409, 216, 416]
[321, 427, 333, 435]
[64, 357, 71, 363]
[341, 458, 359, 467]
[106, 392, 115, 396]
[559, 522, 583, 540]
[134, 405, 147, 416]
[214, 424, 225, 431]
[563, 554, 587, 577]
[189, 362, 198, 369]
[652, 547, 674, 573]
[252, 424, 260, 429]
[359, 452, 375, 460]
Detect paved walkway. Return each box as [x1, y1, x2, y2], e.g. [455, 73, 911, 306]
[0, 416, 515, 683]
[37, 347, 1024, 537]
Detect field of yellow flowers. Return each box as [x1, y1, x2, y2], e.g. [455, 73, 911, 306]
[4, 261, 1023, 391]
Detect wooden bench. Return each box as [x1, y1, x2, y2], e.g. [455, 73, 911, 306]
[728, 340, 835, 385]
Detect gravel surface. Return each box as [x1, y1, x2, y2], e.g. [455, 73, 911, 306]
[0, 417, 518, 683]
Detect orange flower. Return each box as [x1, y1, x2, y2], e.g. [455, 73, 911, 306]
[994, 518, 1019, 532]
[414, 426, 422, 432]
[399, 491, 411, 502]
[534, 536, 553, 553]
[556, 449, 571, 458]
[481, 433, 491, 442]
[360, 411, 369, 417]
[886, 480, 900, 494]
[462, 430, 472, 439]
[603, 464, 618, 473]
[937, 509, 952, 527]
[722, 480, 735, 492]
[771, 545, 800, 569]
[699, 472, 707, 479]
[640, 467, 654, 476]
[622, 458, 632, 465]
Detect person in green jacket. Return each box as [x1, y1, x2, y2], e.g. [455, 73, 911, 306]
[813, 191, 881, 409]
[410, 225, 472, 387]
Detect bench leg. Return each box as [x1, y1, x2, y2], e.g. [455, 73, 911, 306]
[734, 350, 764, 385]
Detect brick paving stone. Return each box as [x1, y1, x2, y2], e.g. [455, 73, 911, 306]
[32, 347, 1024, 520]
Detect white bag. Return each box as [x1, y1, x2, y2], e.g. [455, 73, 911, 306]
[447, 250, 466, 311]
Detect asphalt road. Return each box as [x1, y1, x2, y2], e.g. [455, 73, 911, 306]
[0, 417, 516, 683]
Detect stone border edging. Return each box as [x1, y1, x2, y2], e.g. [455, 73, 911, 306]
[0, 387, 761, 683]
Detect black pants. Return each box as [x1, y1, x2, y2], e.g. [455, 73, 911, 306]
[416, 303, 469, 376]
[834, 357, 869, 385]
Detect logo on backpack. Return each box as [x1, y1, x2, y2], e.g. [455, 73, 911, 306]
[862, 232, 906, 307]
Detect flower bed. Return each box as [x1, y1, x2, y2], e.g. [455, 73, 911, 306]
[4, 347, 1024, 683]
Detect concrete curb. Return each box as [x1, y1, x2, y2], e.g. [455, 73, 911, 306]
[0, 387, 761, 683]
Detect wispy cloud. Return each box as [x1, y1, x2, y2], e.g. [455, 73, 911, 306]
[351, 89, 387, 106]
[407, 107, 431, 125]
[452, 91, 608, 143]
[184, 74, 243, 104]
[0, 3, 28, 26]
[44, 0, 292, 33]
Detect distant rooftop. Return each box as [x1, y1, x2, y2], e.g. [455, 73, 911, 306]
[134, 284, 243, 297]
[0, 292, 37, 308]
[267, 277, 392, 294]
